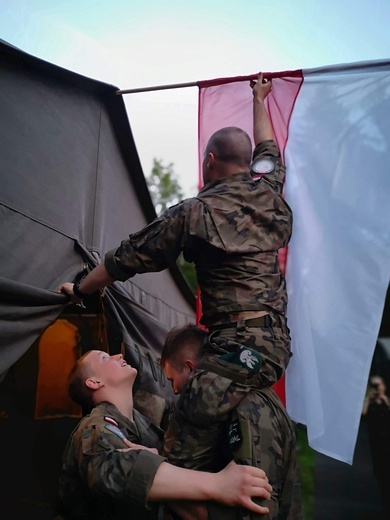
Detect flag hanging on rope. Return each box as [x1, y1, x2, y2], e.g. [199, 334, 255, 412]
[197, 60, 390, 464]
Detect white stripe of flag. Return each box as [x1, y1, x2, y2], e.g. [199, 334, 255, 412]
[197, 60, 390, 464]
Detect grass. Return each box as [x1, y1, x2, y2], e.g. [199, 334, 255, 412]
[296, 423, 315, 520]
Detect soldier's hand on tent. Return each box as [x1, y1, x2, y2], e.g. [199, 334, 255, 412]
[57, 282, 82, 304]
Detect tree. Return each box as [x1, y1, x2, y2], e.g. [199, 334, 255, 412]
[147, 158, 184, 216]
[146, 159, 197, 294]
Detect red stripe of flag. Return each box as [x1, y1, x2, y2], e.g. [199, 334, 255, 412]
[196, 71, 303, 404]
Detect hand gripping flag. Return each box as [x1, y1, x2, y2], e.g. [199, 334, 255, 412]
[197, 60, 390, 464]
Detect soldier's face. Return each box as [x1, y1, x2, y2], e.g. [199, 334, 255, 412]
[164, 360, 191, 395]
[87, 350, 137, 387]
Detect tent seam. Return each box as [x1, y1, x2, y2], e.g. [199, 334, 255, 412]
[92, 106, 102, 249]
[0, 202, 81, 242]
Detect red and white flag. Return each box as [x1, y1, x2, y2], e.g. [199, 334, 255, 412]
[197, 61, 390, 464]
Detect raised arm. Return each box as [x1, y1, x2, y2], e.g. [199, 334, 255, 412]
[250, 72, 274, 145]
[57, 204, 186, 304]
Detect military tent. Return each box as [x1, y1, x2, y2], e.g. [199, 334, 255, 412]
[0, 39, 195, 518]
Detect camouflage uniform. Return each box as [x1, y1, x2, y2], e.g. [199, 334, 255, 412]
[103, 138, 298, 517]
[162, 369, 302, 520]
[57, 401, 165, 519]
[105, 139, 293, 387]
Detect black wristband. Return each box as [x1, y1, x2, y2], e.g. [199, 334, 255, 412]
[73, 281, 88, 300]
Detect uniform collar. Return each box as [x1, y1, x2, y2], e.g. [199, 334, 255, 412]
[198, 171, 252, 195]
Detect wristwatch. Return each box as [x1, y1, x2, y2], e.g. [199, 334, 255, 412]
[73, 280, 88, 300]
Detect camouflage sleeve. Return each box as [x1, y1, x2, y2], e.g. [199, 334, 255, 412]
[77, 423, 165, 507]
[162, 371, 250, 471]
[104, 202, 190, 281]
[178, 371, 250, 425]
[251, 139, 286, 192]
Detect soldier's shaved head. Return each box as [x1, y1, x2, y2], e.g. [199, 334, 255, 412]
[205, 127, 252, 168]
[202, 126, 253, 185]
[161, 324, 206, 369]
[160, 324, 206, 394]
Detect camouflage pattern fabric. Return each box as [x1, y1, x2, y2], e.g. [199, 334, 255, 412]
[101, 137, 296, 517]
[57, 402, 165, 519]
[104, 139, 292, 331]
[162, 371, 302, 520]
[227, 388, 302, 520]
[203, 313, 292, 388]
[162, 371, 250, 470]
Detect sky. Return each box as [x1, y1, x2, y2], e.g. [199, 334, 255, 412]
[1, 0, 390, 197]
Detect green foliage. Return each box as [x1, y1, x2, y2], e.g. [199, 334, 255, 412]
[177, 252, 197, 294]
[147, 158, 184, 216]
[296, 423, 315, 520]
[147, 158, 196, 294]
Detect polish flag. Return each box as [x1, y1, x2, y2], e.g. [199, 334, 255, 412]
[196, 60, 390, 464]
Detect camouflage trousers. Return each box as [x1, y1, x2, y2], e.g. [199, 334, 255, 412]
[209, 388, 302, 520]
[203, 313, 292, 388]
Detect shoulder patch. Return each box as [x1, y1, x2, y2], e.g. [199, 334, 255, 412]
[239, 349, 262, 371]
[250, 158, 275, 178]
[219, 346, 262, 373]
[105, 424, 126, 442]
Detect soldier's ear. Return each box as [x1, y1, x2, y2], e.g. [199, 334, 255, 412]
[86, 378, 103, 390]
[208, 152, 216, 168]
[184, 360, 195, 372]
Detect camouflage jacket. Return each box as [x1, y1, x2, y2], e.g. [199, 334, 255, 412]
[162, 368, 302, 520]
[57, 401, 165, 519]
[162, 369, 250, 470]
[105, 140, 292, 327]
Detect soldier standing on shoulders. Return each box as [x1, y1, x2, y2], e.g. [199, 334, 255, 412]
[58, 72, 293, 394]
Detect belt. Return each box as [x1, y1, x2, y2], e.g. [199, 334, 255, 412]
[209, 314, 272, 332]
